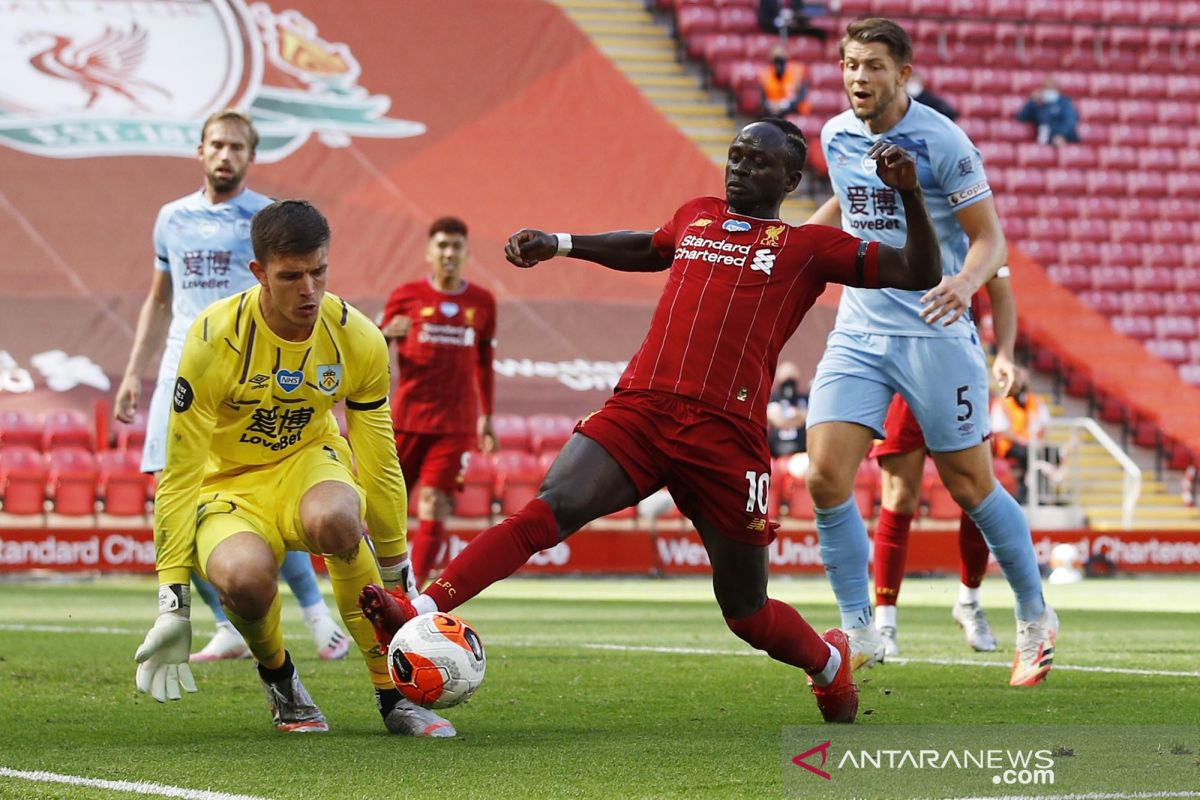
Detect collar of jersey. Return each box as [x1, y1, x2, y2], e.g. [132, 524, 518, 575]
[721, 204, 782, 223]
[426, 276, 470, 296]
[191, 185, 254, 209]
[247, 284, 320, 348]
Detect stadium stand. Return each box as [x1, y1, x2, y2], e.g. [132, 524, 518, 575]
[659, 0, 1200, 474]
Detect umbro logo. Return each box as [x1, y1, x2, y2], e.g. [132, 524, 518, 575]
[750, 248, 776, 275]
[248, 374, 270, 389]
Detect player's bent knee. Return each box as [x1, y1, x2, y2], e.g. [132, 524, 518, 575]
[805, 463, 852, 507]
[218, 569, 279, 620]
[301, 503, 363, 555]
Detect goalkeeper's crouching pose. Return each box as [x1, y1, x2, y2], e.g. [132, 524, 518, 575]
[134, 200, 454, 737]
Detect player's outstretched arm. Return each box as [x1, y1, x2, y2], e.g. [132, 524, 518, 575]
[869, 142, 941, 291]
[505, 229, 671, 273]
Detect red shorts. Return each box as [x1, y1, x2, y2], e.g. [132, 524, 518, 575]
[576, 389, 774, 546]
[869, 394, 927, 459]
[394, 431, 473, 494]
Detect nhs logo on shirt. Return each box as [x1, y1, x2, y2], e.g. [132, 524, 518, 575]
[722, 219, 751, 233]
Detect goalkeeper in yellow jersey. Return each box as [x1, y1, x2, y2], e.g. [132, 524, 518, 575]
[133, 199, 454, 737]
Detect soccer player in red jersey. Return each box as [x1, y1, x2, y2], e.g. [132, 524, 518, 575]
[871, 271, 1020, 657]
[381, 217, 497, 588]
[362, 118, 942, 724]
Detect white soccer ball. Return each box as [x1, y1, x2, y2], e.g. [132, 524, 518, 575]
[387, 612, 486, 709]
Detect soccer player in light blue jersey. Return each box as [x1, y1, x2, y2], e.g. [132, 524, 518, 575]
[804, 18, 1057, 687]
[114, 109, 351, 664]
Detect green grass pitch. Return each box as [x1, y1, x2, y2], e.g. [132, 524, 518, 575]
[0, 576, 1197, 799]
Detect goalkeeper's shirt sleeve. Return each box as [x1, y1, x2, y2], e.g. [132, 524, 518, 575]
[153, 326, 224, 585]
[345, 321, 409, 560]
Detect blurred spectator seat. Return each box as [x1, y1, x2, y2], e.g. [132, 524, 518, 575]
[0, 446, 48, 515]
[493, 451, 543, 516]
[47, 447, 98, 516]
[491, 413, 530, 452]
[0, 410, 42, 450]
[42, 409, 91, 452]
[97, 450, 153, 517]
[454, 453, 495, 519]
[527, 414, 575, 455]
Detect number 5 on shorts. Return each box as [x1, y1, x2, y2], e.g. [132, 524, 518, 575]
[744, 470, 769, 514]
[956, 385, 973, 422]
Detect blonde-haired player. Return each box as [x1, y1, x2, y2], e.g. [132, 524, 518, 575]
[133, 199, 453, 736]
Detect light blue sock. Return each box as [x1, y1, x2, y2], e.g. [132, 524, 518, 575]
[815, 496, 873, 630]
[191, 574, 228, 624]
[967, 483, 1045, 621]
[280, 550, 325, 611]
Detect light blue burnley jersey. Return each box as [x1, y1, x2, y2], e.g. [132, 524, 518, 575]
[152, 187, 272, 347]
[821, 99, 991, 338]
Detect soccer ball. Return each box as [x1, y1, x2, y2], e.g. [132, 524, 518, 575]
[387, 612, 486, 709]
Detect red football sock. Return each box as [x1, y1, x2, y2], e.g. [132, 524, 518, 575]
[425, 498, 559, 613]
[873, 508, 914, 607]
[958, 512, 990, 589]
[409, 519, 445, 587]
[725, 599, 830, 673]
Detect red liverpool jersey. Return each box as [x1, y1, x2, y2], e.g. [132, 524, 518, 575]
[383, 279, 496, 434]
[618, 196, 881, 427]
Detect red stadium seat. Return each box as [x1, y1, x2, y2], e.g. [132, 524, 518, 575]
[1142, 243, 1186, 269]
[490, 413, 530, 452]
[1045, 265, 1090, 291]
[1059, 240, 1101, 267]
[676, 6, 719, 57]
[1168, 173, 1200, 197]
[742, 33, 777, 61]
[1158, 198, 1200, 222]
[1164, 292, 1200, 317]
[995, 194, 1038, 219]
[1021, 240, 1061, 266]
[1100, 242, 1141, 267]
[1189, 339, 1200, 363]
[785, 474, 815, 520]
[47, 447, 98, 516]
[526, 413, 575, 455]
[979, 141, 1016, 169]
[1085, 170, 1126, 197]
[493, 451, 543, 516]
[1155, 316, 1198, 339]
[1000, 217, 1027, 241]
[702, 33, 745, 66]
[1091, 265, 1134, 291]
[1015, 143, 1057, 169]
[715, 6, 757, 33]
[42, 409, 91, 452]
[1156, 101, 1198, 127]
[455, 452, 495, 519]
[927, 66, 972, 93]
[1120, 290, 1165, 315]
[1078, 97, 1119, 124]
[1145, 339, 1189, 366]
[1179, 365, 1200, 386]
[1110, 219, 1151, 243]
[1056, 144, 1095, 169]
[1067, 218, 1109, 242]
[0, 410, 42, 450]
[1131, 267, 1175, 292]
[1126, 72, 1168, 100]
[1005, 168, 1046, 193]
[113, 411, 148, 453]
[1138, 0, 1178, 24]
[1116, 197, 1158, 221]
[984, 0, 1025, 19]
[1097, 145, 1137, 170]
[97, 450, 152, 517]
[989, 119, 1031, 143]
[1109, 315, 1154, 340]
[1088, 72, 1129, 98]
[1024, 217, 1067, 241]
[1044, 169, 1085, 195]
[1167, 75, 1200, 101]
[0, 446, 48, 515]
[1146, 125, 1177, 148]
[1176, 268, 1200, 292]
[1079, 290, 1123, 315]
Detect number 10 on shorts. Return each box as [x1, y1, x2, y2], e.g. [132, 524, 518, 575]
[745, 470, 769, 514]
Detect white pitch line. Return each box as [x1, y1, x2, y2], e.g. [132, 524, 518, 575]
[939, 792, 1200, 800]
[0, 768, 275, 800]
[4, 623, 1197, 679]
[579, 643, 1200, 679]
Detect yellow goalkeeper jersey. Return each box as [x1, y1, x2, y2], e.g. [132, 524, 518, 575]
[154, 285, 406, 585]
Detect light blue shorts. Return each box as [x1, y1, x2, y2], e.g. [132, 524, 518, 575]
[806, 330, 991, 453]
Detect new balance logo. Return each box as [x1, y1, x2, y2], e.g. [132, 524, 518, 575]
[751, 248, 775, 275]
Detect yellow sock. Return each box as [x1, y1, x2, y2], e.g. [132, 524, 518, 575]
[324, 538, 393, 691]
[225, 593, 285, 669]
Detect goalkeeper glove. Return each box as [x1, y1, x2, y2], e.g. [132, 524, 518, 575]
[134, 584, 198, 703]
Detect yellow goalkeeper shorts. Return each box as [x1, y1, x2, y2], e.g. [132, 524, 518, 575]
[193, 436, 366, 578]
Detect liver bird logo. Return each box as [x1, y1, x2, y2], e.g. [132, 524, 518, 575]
[22, 24, 169, 110]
